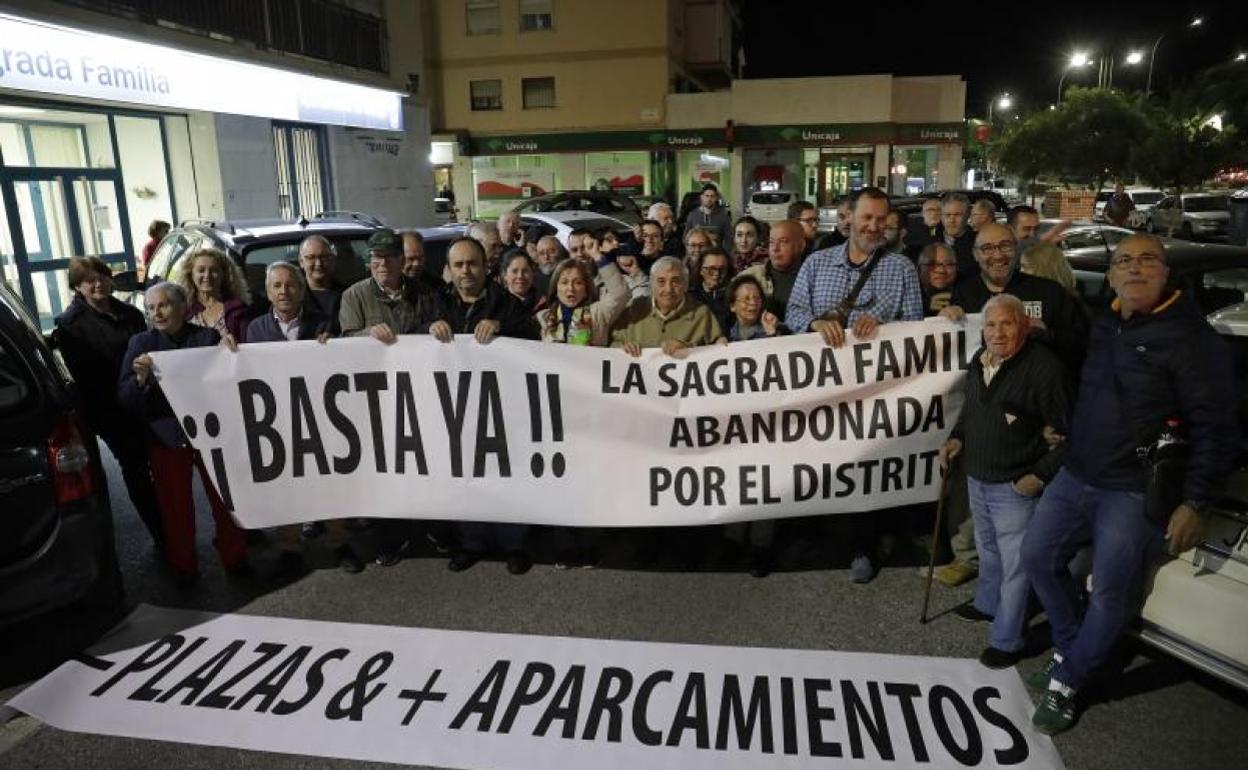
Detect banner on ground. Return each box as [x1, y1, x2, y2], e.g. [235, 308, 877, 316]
[8, 604, 1062, 769]
[150, 318, 982, 529]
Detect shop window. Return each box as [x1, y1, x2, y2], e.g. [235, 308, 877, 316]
[522, 77, 556, 109]
[519, 0, 554, 31]
[470, 80, 504, 111]
[466, 0, 501, 35]
[0, 108, 114, 168]
[273, 123, 332, 220]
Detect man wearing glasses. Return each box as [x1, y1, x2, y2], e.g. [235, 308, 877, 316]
[940, 222, 1089, 376]
[1020, 234, 1236, 734]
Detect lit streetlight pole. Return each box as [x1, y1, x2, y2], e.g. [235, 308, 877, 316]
[988, 93, 1012, 123]
[1057, 53, 1090, 103]
[1146, 16, 1204, 97]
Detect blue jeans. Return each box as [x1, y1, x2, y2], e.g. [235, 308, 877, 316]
[968, 477, 1037, 652]
[1021, 468, 1163, 689]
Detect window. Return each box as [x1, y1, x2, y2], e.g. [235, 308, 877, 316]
[466, 0, 501, 35]
[272, 123, 332, 220]
[519, 0, 554, 31]
[470, 80, 503, 111]
[522, 77, 556, 109]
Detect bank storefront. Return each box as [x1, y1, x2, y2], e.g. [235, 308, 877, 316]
[451, 122, 962, 219]
[0, 12, 409, 330]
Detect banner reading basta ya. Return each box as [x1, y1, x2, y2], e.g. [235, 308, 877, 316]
[149, 318, 982, 529]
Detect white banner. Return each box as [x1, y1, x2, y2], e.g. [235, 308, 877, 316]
[149, 319, 981, 529]
[8, 604, 1063, 769]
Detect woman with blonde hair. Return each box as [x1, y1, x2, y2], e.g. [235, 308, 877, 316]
[1019, 242, 1077, 296]
[175, 247, 252, 341]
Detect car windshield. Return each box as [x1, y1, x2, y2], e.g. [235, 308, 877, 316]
[1200, 268, 1248, 316]
[1185, 196, 1229, 212]
[752, 193, 792, 204]
[1131, 192, 1163, 204]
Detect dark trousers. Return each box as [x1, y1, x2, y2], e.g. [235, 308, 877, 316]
[148, 443, 248, 575]
[458, 522, 528, 554]
[1021, 469, 1163, 689]
[96, 418, 163, 545]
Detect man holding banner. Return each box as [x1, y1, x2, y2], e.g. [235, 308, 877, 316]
[784, 186, 924, 583]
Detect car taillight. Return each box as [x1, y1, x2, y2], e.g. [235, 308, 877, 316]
[47, 414, 96, 506]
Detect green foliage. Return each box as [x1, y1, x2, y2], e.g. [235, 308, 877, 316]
[1132, 86, 1235, 192]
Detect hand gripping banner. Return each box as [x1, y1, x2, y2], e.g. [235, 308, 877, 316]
[149, 318, 982, 529]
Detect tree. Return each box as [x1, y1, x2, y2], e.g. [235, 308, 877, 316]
[1133, 85, 1235, 193]
[993, 108, 1066, 201]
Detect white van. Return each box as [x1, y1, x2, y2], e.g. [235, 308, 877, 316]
[747, 191, 797, 223]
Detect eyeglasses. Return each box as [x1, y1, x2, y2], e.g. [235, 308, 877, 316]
[976, 241, 1016, 257]
[641, 233, 662, 241]
[798, 216, 819, 224]
[1111, 254, 1164, 270]
[701, 265, 727, 274]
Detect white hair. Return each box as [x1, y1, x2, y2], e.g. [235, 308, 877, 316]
[145, 280, 188, 308]
[647, 202, 673, 220]
[266, 261, 305, 291]
[650, 255, 688, 283]
[298, 234, 336, 256]
[982, 292, 1029, 324]
[468, 221, 500, 241]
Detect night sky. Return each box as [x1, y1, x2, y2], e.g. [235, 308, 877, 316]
[742, 0, 1246, 119]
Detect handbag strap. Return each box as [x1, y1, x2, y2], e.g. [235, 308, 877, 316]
[825, 247, 884, 325]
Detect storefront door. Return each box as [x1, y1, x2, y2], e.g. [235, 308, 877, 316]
[0, 168, 132, 329]
[816, 154, 869, 206]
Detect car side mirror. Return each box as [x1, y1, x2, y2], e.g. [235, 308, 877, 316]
[112, 270, 142, 292]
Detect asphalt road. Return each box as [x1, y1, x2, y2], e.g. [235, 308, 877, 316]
[2, 448, 1246, 770]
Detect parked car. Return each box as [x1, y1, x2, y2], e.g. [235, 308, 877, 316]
[1148, 193, 1232, 241]
[630, 195, 668, 215]
[0, 279, 120, 628]
[746, 190, 798, 223]
[1037, 221, 1141, 302]
[116, 212, 465, 309]
[1125, 189, 1165, 229]
[512, 190, 643, 226]
[515, 210, 636, 250]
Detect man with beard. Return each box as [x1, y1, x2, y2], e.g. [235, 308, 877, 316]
[683, 183, 733, 248]
[940, 223, 1089, 376]
[532, 234, 563, 295]
[785, 187, 923, 584]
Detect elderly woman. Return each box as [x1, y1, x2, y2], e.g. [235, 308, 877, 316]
[1020, 242, 1079, 296]
[724, 273, 783, 342]
[689, 247, 733, 332]
[537, 259, 628, 346]
[118, 282, 250, 587]
[54, 256, 162, 546]
[731, 215, 767, 272]
[176, 246, 252, 342]
[501, 249, 544, 315]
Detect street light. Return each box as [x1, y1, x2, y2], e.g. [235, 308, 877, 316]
[1147, 16, 1205, 97]
[1126, 50, 1144, 65]
[988, 93, 1012, 122]
[1058, 53, 1091, 103]
[1236, 52, 1247, 63]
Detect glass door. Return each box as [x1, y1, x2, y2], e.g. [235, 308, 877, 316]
[817, 154, 869, 206]
[1, 169, 131, 330]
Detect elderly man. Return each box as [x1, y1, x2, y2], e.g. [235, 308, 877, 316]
[339, 229, 441, 341]
[904, 197, 945, 259]
[741, 219, 805, 321]
[647, 201, 682, 256]
[936, 193, 978, 277]
[1008, 205, 1070, 254]
[941, 294, 1071, 669]
[684, 183, 733, 247]
[611, 256, 722, 355]
[533, 234, 563, 295]
[402, 229, 446, 292]
[244, 263, 364, 576]
[497, 210, 523, 249]
[298, 235, 341, 333]
[786, 187, 923, 582]
[1021, 234, 1236, 734]
[467, 220, 504, 275]
[429, 237, 537, 574]
[119, 282, 249, 587]
[940, 222, 1089, 375]
[969, 199, 997, 232]
[683, 226, 714, 268]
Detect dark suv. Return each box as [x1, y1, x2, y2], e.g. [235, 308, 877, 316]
[0, 280, 120, 627]
[119, 212, 466, 303]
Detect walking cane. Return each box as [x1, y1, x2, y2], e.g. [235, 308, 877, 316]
[920, 464, 953, 624]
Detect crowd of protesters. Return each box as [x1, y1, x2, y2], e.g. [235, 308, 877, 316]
[52, 182, 1237, 736]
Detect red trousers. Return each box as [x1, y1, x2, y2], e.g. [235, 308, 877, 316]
[148, 443, 248, 574]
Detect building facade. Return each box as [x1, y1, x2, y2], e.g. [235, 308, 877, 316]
[0, 0, 435, 328]
[424, 0, 963, 219]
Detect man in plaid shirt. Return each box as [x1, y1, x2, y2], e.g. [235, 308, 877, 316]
[785, 187, 923, 346]
[785, 186, 924, 583]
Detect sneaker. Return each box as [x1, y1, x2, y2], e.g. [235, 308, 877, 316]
[506, 551, 532, 575]
[1032, 686, 1077, 735]
[849, 553, 876, 584]
[953, 603, 995, 623]
[447, 550, 478, 572]
[1025, 655, 1062, 692]
[978, 646, 1023, 669]
[374, 539, 411, 567]
[335, 545, 365, 574]
[934, 560, 978, 587]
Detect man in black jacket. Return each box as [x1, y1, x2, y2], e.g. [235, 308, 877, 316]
[941, 222, 1089, 376]
[941, 294, 1070, 669]
[934, 192, 978, 279]
[429, 237, 537, 575]
[1020, 234, 1237, 735]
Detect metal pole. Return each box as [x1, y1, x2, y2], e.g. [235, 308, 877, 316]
[1057, 71, 1068, 103]
[1146, 32, 1166, 97]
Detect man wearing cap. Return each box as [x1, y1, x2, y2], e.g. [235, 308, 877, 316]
[339, 228, 442, 340]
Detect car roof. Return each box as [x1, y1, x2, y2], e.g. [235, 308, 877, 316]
[520, 210, 631, 227]
[1209, 302, 1248, 337]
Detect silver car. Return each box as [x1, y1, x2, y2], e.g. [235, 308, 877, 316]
[1148, 193, 1231, 240]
